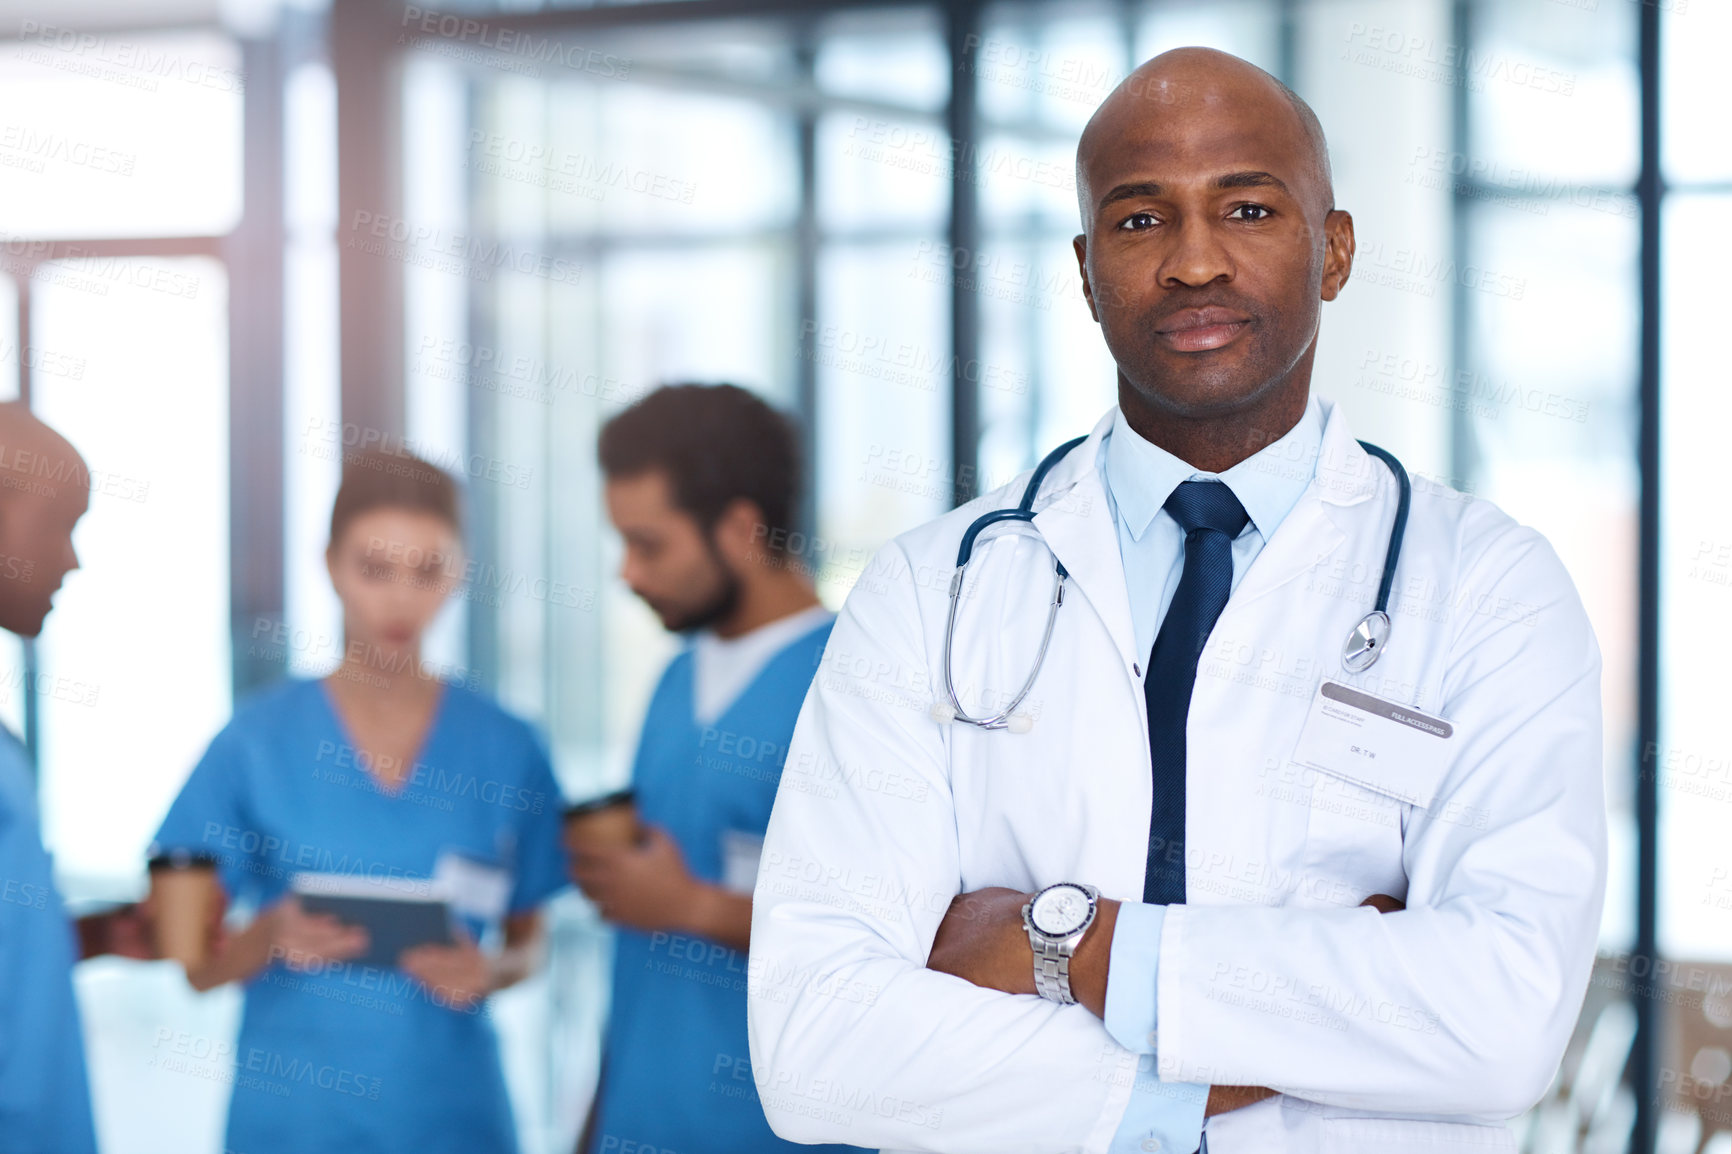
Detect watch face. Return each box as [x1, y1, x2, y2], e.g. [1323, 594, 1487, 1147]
[1030, 885, 1090, 936]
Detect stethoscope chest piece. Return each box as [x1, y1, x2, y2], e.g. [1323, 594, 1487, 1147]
[1341, 610, 1391, 674]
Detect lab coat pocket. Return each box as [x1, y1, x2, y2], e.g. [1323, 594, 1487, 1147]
[1316, 1115, 1517, 1153]
[1288, 685, 1453, 908]
[1293, 761, 1414, 908]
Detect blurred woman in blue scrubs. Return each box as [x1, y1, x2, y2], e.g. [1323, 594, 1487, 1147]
[149, 449, 568, 1153]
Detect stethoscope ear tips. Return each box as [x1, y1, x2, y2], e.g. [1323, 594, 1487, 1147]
[1006, 714, 1034, 734]
[929, 700, 957, 724]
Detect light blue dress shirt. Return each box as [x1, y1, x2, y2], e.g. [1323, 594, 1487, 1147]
[1099, 398, 1324, 1154]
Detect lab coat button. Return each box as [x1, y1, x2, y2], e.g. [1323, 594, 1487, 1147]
[1141, 1138, 1162, 1152]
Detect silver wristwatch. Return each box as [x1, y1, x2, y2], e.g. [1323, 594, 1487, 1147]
[1022, 882, 1100, 1004]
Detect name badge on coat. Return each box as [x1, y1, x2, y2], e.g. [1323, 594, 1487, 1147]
[1290, 680, 1454, 808]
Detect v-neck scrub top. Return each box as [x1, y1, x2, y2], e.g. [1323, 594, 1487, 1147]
[588, 616, 867, 1154]
[151, 677, 569, 1154]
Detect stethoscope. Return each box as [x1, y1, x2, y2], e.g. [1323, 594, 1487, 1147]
[932, 435, 1411, 732]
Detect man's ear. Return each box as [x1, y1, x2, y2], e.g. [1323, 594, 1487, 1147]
[712, 498, 769, 566]
[1320, 209, 1355, 301]
[1072, 234, 1101, 323]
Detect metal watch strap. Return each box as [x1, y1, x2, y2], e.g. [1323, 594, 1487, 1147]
[1030, 933, 1077, 1004]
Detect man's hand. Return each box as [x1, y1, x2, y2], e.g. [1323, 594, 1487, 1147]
[571, 824, 700, 933]
[927, 887, 1122, 1016]
[926, 887, 1040, 997]
[1205, 1085, 1279, 1116]
[928, 887, 1407, 1119]
[76, 903, 158, 960]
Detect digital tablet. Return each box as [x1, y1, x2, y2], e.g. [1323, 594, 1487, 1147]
[290, 873, 456, 970]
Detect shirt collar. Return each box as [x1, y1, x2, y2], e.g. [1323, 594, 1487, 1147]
[1102, 395, 1325, 542]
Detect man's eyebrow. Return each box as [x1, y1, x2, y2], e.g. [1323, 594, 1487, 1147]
[1094, 172, 1292, 215]
[1214, 170, 1290, 194]
[1095, 181, 1163, 215]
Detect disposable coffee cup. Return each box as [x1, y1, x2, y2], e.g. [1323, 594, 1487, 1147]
[149, 851, 218, 969]
[563, 790, 641, 854]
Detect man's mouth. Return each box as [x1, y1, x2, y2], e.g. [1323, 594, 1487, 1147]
[1152, 307, 1253, 352]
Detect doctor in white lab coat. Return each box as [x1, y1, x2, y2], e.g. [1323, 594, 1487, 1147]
[747, 47, 1605, 1154]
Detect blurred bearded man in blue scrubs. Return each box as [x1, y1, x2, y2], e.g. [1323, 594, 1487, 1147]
[571, 384, 865, 1154]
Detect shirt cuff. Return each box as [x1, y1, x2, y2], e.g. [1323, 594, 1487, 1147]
[1108, 1065, 1208, 1154]
[1104, 901, 1165, 1055]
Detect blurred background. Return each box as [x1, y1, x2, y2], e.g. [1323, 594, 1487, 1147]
[0, 0, 1725, 1151]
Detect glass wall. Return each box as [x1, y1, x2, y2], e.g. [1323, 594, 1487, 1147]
[0, 0, 1717, 1150]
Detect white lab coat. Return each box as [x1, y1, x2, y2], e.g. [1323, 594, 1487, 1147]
[747, 398, 1606, 1154]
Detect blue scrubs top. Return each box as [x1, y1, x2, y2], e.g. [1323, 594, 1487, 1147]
[151, 678, 569, 1154]
[0, 725, 98, 1154]
[589, 620, 866, 1154]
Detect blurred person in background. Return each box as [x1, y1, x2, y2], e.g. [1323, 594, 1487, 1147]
[148, 448, 569, 1153]
[570, 384, 863, 1154]
[0, 403, 155, 1154]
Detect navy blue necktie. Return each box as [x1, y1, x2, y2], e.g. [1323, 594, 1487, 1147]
[1142, 480, 1249, 905]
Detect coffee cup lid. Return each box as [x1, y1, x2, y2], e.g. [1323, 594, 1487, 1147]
[563, 788, 636, 820]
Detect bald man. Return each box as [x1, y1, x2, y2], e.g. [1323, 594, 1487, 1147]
[0, 403, 105, 1153]
[748, 46, 1602, 1154]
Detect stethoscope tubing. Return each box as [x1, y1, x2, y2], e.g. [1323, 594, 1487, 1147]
[939, 433, 1410, 730]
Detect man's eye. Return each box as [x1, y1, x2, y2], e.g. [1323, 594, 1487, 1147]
[1231, 203, 1273, 222]
[1118, 211, 1159, 231]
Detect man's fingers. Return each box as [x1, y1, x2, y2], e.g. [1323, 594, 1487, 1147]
[1204, 1085, 1278, 1117]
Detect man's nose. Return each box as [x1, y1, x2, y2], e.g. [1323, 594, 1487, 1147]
[1158, 214, 1234, 288]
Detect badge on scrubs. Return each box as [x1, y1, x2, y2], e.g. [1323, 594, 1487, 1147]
[719, 829, 765, 895]
[1290, 680, 1454, 808]
[432, 852, 512, 923]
